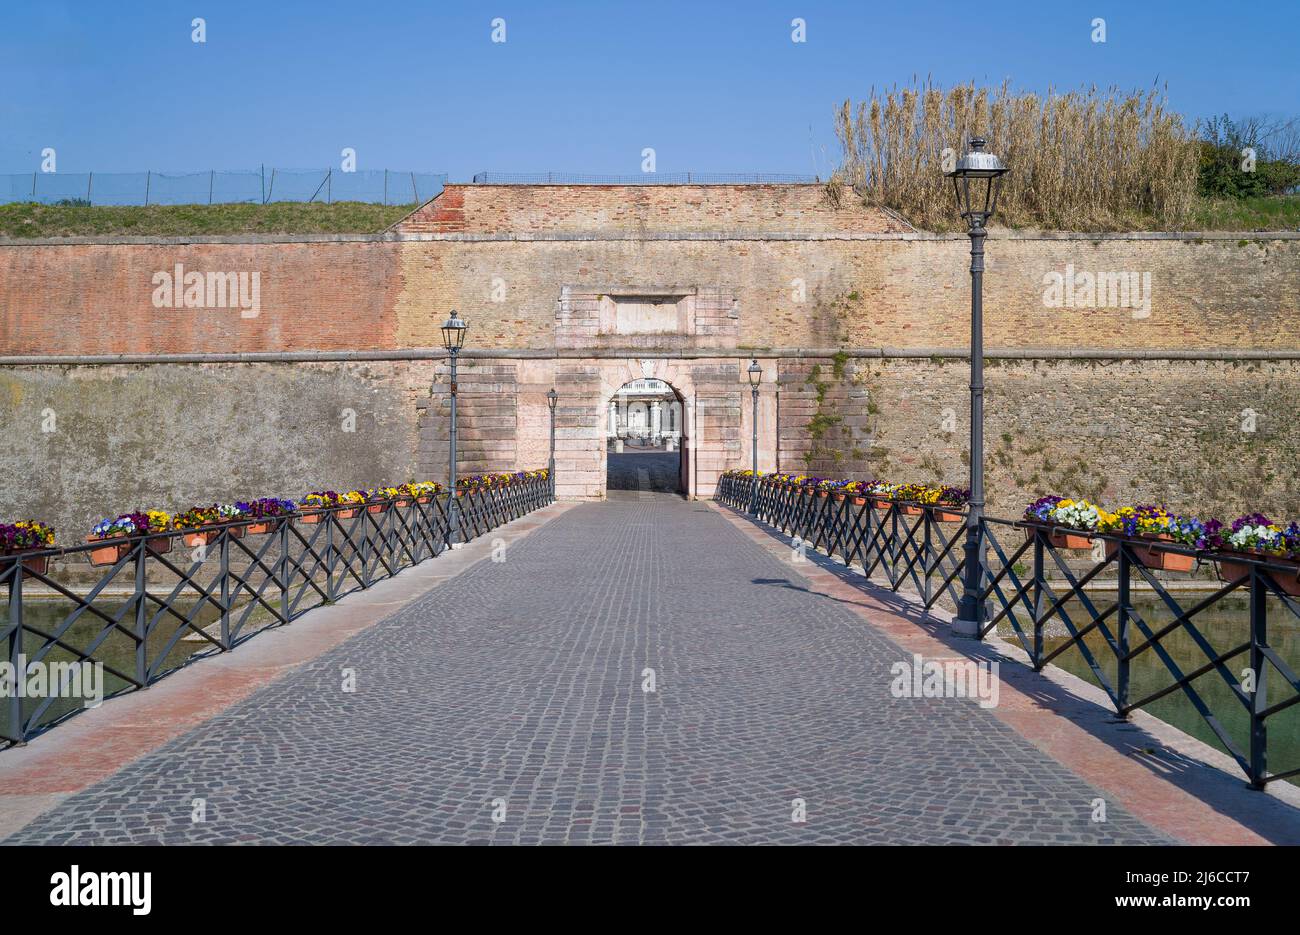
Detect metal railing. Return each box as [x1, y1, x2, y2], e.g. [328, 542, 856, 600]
[718, 474, 1300, 789]
[0, 477, 552, 746]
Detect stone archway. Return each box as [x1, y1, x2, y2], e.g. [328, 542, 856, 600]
[598, 359, 696, 499]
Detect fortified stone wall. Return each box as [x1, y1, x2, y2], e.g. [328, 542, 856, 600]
[1, 183, 1298, 537]
[0, 361, 426, 539]
[4, 235, 1298, 355]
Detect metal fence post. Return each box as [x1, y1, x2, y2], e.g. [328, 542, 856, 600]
[1116, 542, 1131, 715]
[135, 541, 148, 685]
[7, 563, 24, 742]
[1032, 532, 1045, 669]
[1249, 567, 1268, 788]
[326, 513, 337, 601]
[279, 519, 290, 622]
[219, 532, 231, 648]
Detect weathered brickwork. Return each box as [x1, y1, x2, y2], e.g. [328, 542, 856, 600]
[1, 184, 1297, 524]
[395, 183, 899, 235]
[0, 241, 404, 356]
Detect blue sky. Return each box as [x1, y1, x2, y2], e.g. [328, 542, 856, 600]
[2, 0, 1296, 181]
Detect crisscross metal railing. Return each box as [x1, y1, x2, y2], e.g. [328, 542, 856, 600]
[1, 477, 552, 746]
[719, 474, 1300, 788]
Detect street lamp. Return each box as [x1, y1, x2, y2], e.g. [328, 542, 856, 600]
[440, 310, 467, 545]
[546, 388, 558, 500]
[747, 358, 762, 514]
[946, 137, 1008, 639]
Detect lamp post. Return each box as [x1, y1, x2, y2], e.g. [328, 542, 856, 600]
[747, 358, 762, 514]
[546, 388, 558, 500]
[440, 310, 467, 545]
[946, 137, 1008, 639]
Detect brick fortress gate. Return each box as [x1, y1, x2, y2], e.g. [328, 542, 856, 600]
[3, 182, 1300, 535]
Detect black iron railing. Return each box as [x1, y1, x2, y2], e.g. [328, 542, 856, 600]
[719, 474, 1300, 789]
[1, 477, 552, 746]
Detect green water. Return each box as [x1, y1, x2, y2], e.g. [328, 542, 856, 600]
[997, 593, 1300, 783]
[1, 597, 277, 734]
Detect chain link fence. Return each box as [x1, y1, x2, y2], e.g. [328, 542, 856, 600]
[1, 169, 447, 206]
[470, 171, 820, 185]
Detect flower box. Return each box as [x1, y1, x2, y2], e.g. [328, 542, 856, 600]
[299, 509, 324, 525]
[898, 504, 923, 516]
[6, 548, 49, 577]
[932, 507, 965, 523]
[416, 496, 432, 504]
[367, 501, 391, 514]
[1216, 551, 1300, 595]
[336, 508, 359, 519]
[1104, 537, 1196, 573]
[245, 519, 281, 535]
[85, 536, 131, 566]
[831, 491, 846, 502]
[147, 535, 173, 555]
[394, 499, 412, 509]
[1024, 523, 1093, 551]
[852, 496, 866, 506]
[182, 528, 219, 548]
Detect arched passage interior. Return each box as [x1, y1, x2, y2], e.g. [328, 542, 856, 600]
[605, 378, 686, 494]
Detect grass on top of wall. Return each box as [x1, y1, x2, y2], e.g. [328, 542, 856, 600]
[1191, 195, 1300, 232]
[0, 201, 416, 238]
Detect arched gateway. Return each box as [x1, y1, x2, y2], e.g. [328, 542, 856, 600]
[606, 377, 687, 495]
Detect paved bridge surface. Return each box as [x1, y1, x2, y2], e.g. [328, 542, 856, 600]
[1, 494, 1185, 845]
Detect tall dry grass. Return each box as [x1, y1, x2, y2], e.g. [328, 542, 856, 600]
[835, 80, 1199, 231]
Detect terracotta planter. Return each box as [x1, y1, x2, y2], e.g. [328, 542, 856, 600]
[367, 501, 391, 514]
[869, 497, 890, 509]
[816, 490, 828, 499]
[181, 528, 219, 548]
[1024, 524, 1093, 550]
[852, 496, 866, 506]
[394, 499, 412, 508]
[899, 504, 923, 516]
[299, 509, 324, 524]
[224, 522, 245, 539]
[244, 518, 282, 535]
[933, 508, 965, 523]
[831, 491, 846, 502]
[1105, 537, 1196, 573]
[147, 534, 173, 555]
[336, 508, 359, 519]
[416, 495, 433, 504]
[7, 548, 50, 577]
[1217, 551, 1300, 595]
[85, 536, 131, 566]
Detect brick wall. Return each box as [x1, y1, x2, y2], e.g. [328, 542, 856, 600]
[395, 183, 901, 235]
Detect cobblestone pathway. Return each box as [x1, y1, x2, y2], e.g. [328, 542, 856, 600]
[3, 497, 1170, 845]
[606, 450, 680, 492]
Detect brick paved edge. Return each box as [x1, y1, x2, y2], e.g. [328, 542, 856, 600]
[0, 502, 576, 840]
[710, 501, 1300, 846]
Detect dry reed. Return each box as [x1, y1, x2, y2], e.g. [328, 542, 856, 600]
[835, 79, 1199, 231]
